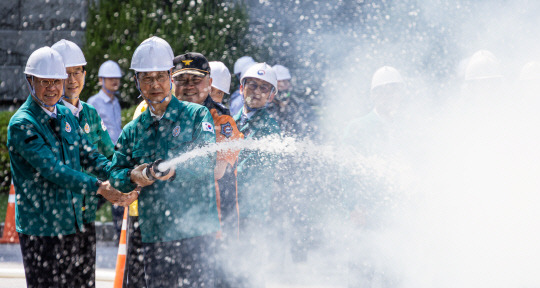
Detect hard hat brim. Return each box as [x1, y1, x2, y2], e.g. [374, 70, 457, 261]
[131, 66, 174, 73]
[64, 62, 88, 68]
[211, 84, 230, 94]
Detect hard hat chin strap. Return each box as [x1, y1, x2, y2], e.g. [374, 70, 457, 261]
[26, 76, 60, 108]
[104, 87, 117, 96]
[135, 72, 172, 112]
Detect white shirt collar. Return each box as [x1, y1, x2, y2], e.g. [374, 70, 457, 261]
[149, 108, 164, 121]
[62, 99, 83, 118]
[98, 89, 114, 103]
[242, 106, 256, 119]
[41, 105, 58, 118]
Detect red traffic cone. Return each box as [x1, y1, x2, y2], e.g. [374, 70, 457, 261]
[0, 181, 19, 244]
[113, 209, 128, 288]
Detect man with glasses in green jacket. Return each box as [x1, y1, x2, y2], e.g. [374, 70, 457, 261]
[8, 46, 137, 288]
[232, 62, 281, 287]
[109, 37, 219, 288]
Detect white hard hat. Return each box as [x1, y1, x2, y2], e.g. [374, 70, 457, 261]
[371, 66, 404, 90]
[464, 50, 503, 81]
[234, 56, 255, 75]
[519, 61, 540, 81]
[209, 61, 231, 94]
[130, 38, 174, 72]
[51, 39, 87, 67]
[241, 62, 278, 92]
[25, 46, 68, 79]
[98, 60, 122, 78]
[272, 64, 292, 81]
[141, 36, 174, 60]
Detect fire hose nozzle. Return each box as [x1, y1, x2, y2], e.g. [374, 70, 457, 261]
[145, 159, 171, 181]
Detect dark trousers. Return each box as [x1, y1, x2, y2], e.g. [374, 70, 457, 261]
[143, 234, 216, 288]
[19, 222, 96, 288]
[125, 216, 146, 288]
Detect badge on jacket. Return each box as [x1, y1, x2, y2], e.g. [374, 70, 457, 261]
[101, 120, 107, 131]
[172, 125, 181, 137]
[84, 123, 90, 133]
[65, 122, 71, 133]
[220, 122, 233, 138]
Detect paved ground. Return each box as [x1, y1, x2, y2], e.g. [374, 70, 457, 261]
[0, 241, 348, 288]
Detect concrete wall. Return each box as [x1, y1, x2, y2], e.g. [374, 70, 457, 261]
[0, 0, 88, 104]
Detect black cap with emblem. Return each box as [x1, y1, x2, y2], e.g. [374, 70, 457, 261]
[172, 52, 210, 78]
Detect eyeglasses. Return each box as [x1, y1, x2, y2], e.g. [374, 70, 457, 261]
[36, 79, 63, 88]
[139, 73, 170, 85]
[245, 81, 273, 93]
[174, 76, 205, 86]
[67, 71, 84, 78]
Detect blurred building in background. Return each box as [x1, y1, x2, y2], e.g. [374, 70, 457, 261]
[0, 0, 88, 109]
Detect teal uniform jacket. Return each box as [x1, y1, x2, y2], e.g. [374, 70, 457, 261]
[7, 96, 112, 236]
[59, 100, 115, 223]
[109, 97, 219, 243]
[233, 108, 281, 220]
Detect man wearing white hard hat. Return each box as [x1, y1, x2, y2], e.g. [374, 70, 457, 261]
[343, 66, 407, 155]
[87, 60, 123, 144]
[8, 46, 137, 288]
[51, 40, 115, 157]
[232, 62, 281, 287]
[209, 61, 231, 103]
[52, 38, 120, 284]
[461, 50, 506, 102]
[342, 65, 408, 224]
[342, 66, 409, 288]
[229, 56, 256, 116]
[108, 38, 219, 288]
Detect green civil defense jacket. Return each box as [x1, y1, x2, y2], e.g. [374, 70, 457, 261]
[7, 96, 111, 236]
[59, 100, 115, 223]
[110, 97, 219, 243]
[233, 108, 281, 219]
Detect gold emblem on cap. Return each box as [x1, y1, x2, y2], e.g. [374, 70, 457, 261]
[182, 60, 193, 66]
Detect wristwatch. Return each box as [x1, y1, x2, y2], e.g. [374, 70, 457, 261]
[95, 179, 103, 188]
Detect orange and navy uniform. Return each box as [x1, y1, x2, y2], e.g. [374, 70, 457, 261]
[202, 96, 244, 239]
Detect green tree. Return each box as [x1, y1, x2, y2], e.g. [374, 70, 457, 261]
[82, 0, 257, 105]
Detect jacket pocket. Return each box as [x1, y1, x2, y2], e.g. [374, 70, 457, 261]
[62, 132, 80, 167]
